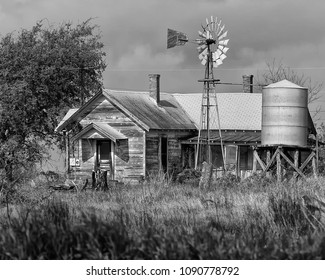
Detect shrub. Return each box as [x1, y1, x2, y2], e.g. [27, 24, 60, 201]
[240, 172, 275, 190]
[214, 172, 240, 189]
[176, 168, 201, 186]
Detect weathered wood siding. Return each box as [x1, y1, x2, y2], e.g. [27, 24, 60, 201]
[145, 130, 195, 176]
[145, 136, 159, 173]
[71, 99, 145, 181]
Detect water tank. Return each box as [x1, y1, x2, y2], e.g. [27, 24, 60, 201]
[261, 79, 308, 146]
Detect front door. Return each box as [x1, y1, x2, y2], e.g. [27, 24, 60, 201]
[97, 140, 113, 178]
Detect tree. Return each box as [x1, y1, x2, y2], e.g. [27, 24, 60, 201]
[259, 59, 323, 110]
[0, 19, 106, 182]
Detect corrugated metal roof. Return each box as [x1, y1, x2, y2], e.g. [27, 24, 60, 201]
[71, 122, 127, 142]
[183, 131, 261, 144]
[103, 89, 196, 130]
[56, 88, 316, 135]
[56, 90, 197, 132]
[173, 93, 262, 130]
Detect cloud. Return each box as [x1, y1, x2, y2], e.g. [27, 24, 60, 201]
[1, 0, 325, 98]
[115, 44, 185, 70]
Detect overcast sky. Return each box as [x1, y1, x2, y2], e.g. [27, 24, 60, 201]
[1, 0, 325, 122]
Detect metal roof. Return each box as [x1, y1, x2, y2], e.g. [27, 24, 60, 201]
[183, 131, 261, 145]
[103, 90, 196, 130]
[55, 90, 197, 132]
[71, 123, 127, 142]
[56, 88, 316, 135]
[173, 92, 262, 131]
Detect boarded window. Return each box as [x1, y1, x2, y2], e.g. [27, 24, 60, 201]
[82, 139, 94, 162]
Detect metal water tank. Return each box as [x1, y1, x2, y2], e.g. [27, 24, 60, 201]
[261, 79, 308, 146]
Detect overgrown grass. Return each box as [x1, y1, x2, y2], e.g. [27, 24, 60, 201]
[0, 173, 325, 259]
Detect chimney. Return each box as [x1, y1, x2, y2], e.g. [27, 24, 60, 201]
[149, 74, 160, 104]
[242, 74, 254, 93]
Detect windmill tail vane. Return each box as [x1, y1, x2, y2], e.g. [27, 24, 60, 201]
[167, 29, 188, 49]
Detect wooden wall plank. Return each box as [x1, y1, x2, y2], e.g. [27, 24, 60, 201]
[72, 99, 145, 182]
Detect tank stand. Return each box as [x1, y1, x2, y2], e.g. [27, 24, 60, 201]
[252, 145, 317, 182]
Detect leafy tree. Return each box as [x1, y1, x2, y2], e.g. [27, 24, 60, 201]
[0, 19, 106, 182]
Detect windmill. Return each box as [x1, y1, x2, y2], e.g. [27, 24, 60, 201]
[167, 16, 229, 170]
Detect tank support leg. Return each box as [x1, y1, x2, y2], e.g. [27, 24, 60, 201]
[266, 150, 271, 178]
[293, 150, 299, 179]
[276, 150, 282, 183]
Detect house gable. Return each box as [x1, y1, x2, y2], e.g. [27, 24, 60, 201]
[71, 123, 127, 142]
[55, 91, 150, 132]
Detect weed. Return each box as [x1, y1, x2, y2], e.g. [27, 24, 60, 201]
[0, 173, 325, 259]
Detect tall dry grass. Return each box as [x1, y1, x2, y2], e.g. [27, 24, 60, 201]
[0, 172, 325, 259]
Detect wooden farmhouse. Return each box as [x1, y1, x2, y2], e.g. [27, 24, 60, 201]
[55, 74, 317, 183]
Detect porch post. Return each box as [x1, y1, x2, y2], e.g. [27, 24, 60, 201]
[64, 130, 70, 174]
[93, 140, 97, 171]
[276, 149, 282, 183]
[236, 146, 240, 178]
[252, 148, 257, 173]
[111, 141, 115, 180]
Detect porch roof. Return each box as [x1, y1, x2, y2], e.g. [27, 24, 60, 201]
[71, 123, 127, 142]
[182, 131, 261, 145]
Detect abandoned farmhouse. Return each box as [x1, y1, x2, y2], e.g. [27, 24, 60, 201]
[55, 74, 317, 183]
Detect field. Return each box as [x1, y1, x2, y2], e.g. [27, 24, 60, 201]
[0, 172, 325, 259]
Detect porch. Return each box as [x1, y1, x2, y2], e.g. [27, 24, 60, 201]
[181, 130, 262, 178]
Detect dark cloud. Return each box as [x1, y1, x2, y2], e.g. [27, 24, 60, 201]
[0, 0, 325, 96]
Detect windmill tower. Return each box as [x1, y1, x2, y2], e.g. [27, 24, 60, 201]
[167, 16, 229, 169]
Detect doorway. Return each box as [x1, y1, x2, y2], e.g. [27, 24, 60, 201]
[96, 140, 113, 178]
[160, 137, 168, 173]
